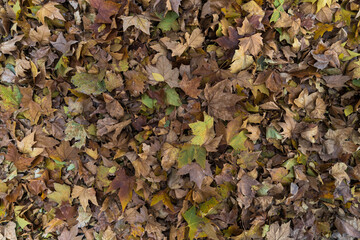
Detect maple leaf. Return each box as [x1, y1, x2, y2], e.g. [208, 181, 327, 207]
[0, 84, 22, 113]
[64, 120, 88, 149]
[36, 2, 65, 24]
[239, 33, 263, 56]
[146, 56, 179, 88]
[266, 221, 292, 240]
[204, 80, 244, 120]
[106, 169, 134, 211]
[189, 113, 215, 146]
[72, 186, 99, 210]
[179, 74, 202, 98]
[121, 15, 151, 35]
[278, 115, 297, 140]
[48, 183, 71, 205]
[29, 25, 51, 45]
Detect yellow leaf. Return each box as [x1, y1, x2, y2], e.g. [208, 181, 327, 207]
[189, 113, 215, 146]
[152, 72, 165, 82]
[48, 183, 71, 204]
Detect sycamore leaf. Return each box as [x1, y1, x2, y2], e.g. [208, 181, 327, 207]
[266, 221, 292, 240]
[72, 186, 99, 210]
[158, 11, 179, 32]
[161, 143, 179, 171]
[266, 127, 283, 140]
[5, 144, 34, 171]
[185, 28, 205, 49]
[29, 25, 51, 45]
[230, 47, 254, 73]
[48, 183, 71, 204]
[239, 33, 263, 56]
[89, 0, 121, 23]
[177, 162, 212, 189]
[178, 144, 207, 169]
[150, 189, 174, 211]
[16, 131, 44, 158]
[0, 84, 22, 113]
[71, 72, 106, 96]
[316, 0, 332, 13]
[106, 169, 134, 211]
[183, 206, 206, 240]
[121, 15, 151, 35]
[229, 130, 248, 151]
[180, 74, 202, 98]
[64, 120, 88, 148]
[147, 56, 179, 88]
[189, 113, 215, 146]
[36, 2, 65, 24]
[165, 86, 182, 106]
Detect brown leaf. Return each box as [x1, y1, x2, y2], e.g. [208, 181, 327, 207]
[266, 221, 292, 240]
[89, 0, 121, 24]
[124, 70, 146, 97]
[179, 74, 201, 98]
[29, 25, 51, 45]
[36, 2, 65, 24]
[106, 169, 134, 211]
[146, 55, 179, 88]
[239, 33, 263, 56]
[177, 162, 212, 189]
[72, 186, 99, 210]
[204, 80, 244, 120]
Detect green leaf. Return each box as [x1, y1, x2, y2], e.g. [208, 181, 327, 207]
[71, 72, 106, 95]
[183, 206, 205, 240]
[194, 145, 206, 169]
[158, 11, 179, 32]
[266, 127, 283, 140]
[189, 113, 214, 146]
[141, 94, 157, 109]
[353, 79, 360, 87]
[229, 130, 248, 151]
[178, 144, 207, 169]
[178, 144, 195, 168]
[0, 84, 22, 113]
[64, 120, 87, 148]
[165, 86, 181, 106]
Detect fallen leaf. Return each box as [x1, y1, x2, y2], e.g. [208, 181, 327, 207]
[121, 15, 151, 35]
[36, 2, 65, 24]
[72, 186, 99, 210]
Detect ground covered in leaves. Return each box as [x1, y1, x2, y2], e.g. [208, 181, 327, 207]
[1, 0, 360, 239]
